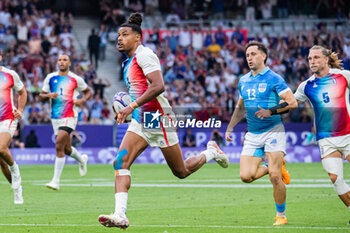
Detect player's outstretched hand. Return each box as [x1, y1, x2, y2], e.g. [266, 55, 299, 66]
[49, 93, 59, 99]
[73, 99, 85, 107]
[225, 130, 233, 142]
[13, 109, 22, 119]
[255, 106, 272, 120]
[116, 106, 133, 125]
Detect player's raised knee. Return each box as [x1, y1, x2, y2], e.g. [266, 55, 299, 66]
[114, 149, 130, 170]
[64, 147, 72, 155]
[172, 170, 188, 179]
[240, 174, 254, 183]
[329, 173, 338, 183]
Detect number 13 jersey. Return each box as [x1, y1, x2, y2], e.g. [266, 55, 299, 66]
[238, 67, 290, 134]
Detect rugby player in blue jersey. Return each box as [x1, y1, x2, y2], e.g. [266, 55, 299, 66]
[226, 41, 297, 225]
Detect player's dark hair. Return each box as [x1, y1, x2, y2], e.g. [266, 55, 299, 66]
[120, 13, 143, 38]
[245, 40, 268, 64]
[310, 45, 343, 69]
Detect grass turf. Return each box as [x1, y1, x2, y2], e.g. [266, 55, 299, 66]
[0, 162, 350, 233]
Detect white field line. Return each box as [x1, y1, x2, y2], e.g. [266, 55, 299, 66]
[0, 178, 110, 184]
[1, 178, 344, 185]
[0, 223, 349, 230]
[143, 179, 341, 183]
[31, 183, 335, 188]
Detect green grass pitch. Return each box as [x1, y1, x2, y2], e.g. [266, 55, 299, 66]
[1, 163, 350, 233]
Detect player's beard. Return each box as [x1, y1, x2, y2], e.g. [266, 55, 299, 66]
[117, 47, 126, 53]
[59, 66, 68, 72]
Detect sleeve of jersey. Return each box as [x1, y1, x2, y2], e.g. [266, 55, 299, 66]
[238, 81, 243, 99]
[294, 81, 308, 102]
[11, 70, 24, 91]
[74, 75, 88, 92]
[341, 69, 350, 88]
[274, 75, 290, 96]
[136, 51, 161, 76]
[42, 76, 50, 92]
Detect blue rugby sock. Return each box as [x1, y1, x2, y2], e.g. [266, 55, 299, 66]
[275, 202, 286, 217]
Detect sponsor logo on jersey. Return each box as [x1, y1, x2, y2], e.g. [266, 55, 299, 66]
[258, 83, 267, 92]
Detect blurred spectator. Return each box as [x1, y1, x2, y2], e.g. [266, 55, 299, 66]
[59, 27, 73, 49]
[205, 69, 220, 94]
[93, 78, 111, 99]
[182, 128, 195, 147]
[211, 129, 224, 147]
[25, 130, 40, 148]
[41, 36, 51, 55]
[89, 95, 104, 124]
[231, 25, 245, 44]
[214, 25, 227, 47]
[99, 24, 107, 61]
[191, 27, 203, 51]
[101, 102, 112, 124]
[166, 10, 181, 27]
[88, 28, 100, 69]
[178, 25, 191, 48]
[165, 30, 178, 53]
[10, 128, 25, 149]
[71, 130, 82, 148]
[145, 0, 159, 16]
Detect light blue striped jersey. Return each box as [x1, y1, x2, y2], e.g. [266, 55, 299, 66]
[238, 67, 290, 133]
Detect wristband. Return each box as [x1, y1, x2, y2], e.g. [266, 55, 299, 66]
[129, 101, 139, 110]
[269, 102, 288, 115]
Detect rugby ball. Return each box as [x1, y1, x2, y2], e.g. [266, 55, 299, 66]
[113, 92, 132, 121]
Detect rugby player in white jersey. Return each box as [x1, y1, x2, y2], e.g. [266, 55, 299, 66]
[0, 55, 27, 204]
[98, 13, 229, 229]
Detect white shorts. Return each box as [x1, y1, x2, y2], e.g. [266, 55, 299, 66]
[0, 119, 17, 137]
[241, 123, 286, 158]
[318, 134, 350, 159]
[51, 117, 77, 135]
[127, 114, 179, 148]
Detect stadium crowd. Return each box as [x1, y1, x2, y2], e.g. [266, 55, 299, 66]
[99, 0, 350, 29]
[0, 1, 114, 147]
[2, 0, 350, 147]
[141, 25, 348, 124]
[0, 1, 112, 130]
[99, 0, 350, 124]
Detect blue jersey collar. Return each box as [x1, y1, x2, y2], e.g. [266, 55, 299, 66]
[249, 66, 270, 78]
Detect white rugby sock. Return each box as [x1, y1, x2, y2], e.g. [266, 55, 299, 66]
[52, 157, 66, 184]
[202, 150, 214, 162]
[348, 206, 350, 211]
[115, 192, 128, 216]
[276, 212, 286, 218]
[9, 162, 19, 175]
[69, 147, 83, 163]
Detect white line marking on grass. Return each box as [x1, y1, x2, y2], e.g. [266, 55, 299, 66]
[1, 178, 341, 185]
[0, 223, 349, 230]
[147, 179, 339, 183]
[32, 183, 335, 188]
[0, 178, 111, 184]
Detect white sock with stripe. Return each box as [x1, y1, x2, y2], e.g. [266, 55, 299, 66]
[52, 157, 65, 184]
[69, 147, 83, 163]
[202, 150, 214, 162]
[115, 192, 128, 216]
